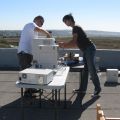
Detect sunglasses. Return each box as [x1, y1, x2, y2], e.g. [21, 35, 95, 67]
[40, 21, 44, 25]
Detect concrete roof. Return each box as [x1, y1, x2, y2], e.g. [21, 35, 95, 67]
[0, 71, 120, 120]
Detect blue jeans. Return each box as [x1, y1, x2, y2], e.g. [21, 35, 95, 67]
[79, 44, 101, 92]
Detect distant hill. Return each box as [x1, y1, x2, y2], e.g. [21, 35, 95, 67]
[45, 30, 120, 38]
[86, 30, 120, 38]
[0, 30, 21, 37]
[0, 30, 120, 38]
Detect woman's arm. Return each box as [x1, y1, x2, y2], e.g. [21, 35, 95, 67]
[59, 33, 78, 48]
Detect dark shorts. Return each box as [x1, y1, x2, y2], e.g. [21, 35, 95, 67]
[17, 52, 33, 70]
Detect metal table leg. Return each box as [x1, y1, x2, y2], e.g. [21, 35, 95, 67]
[58, 89, 60, 105]
[21, 88, 24, 106]
[80, 69, 83, 87]
[73, 69, 83, 92]
[54, 89, 58, 120]
[39, 89, 42, 108]
[21, 88, 24, 120]
[64, 83, 67, 109]
[79, 69, 84, 92]
[52, 89, 55, 101]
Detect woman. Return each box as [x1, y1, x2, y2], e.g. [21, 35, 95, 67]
[59, 14, 101, 103]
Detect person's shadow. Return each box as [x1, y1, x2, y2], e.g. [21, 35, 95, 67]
[0, 93, 100, 120]
[64, 92, 100, 120]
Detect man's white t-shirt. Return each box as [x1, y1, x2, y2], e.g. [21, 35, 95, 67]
[18, 22, 38, 55]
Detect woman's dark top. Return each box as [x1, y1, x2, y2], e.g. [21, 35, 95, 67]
[72, 25, 93, 51]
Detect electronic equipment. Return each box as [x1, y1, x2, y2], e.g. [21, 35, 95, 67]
[31, 38, 58, 69]
[19, 68, 54, 85]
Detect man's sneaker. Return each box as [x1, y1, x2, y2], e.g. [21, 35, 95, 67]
[24, 89, 37, 98]
[24, 90, 32, 98]
[91, 89, 101, 97]
[30, 89, 40, 93]
[73, 89, 86, 93]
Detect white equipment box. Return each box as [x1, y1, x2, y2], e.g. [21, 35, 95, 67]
[19, 68, 54, 85]
[106, 69, 118, 83]
[32, 37, 56, 46]
[37, 45, 58, 69]
[31, 38, 58, 69]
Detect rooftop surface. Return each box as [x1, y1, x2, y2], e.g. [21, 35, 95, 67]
[0, 70, 120, 120]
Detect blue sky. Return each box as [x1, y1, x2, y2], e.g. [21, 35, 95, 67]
[1, 0, 120, 32]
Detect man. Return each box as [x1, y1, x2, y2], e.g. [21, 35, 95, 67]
[59, 14, 101, 104]
[18, 15, 51, 97]
[18, 15, 51, 70]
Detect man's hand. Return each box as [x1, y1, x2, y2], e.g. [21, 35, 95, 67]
[46, 34, 51, 38]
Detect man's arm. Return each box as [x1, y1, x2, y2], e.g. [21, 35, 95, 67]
[34, 27, 51, 38]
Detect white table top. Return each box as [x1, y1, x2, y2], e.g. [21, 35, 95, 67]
[16, 67, 70, 90]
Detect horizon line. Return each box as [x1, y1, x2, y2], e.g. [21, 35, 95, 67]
[0, 29, 120, 33]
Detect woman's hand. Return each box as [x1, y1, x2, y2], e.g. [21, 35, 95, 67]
[58, 42, 65, 48]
